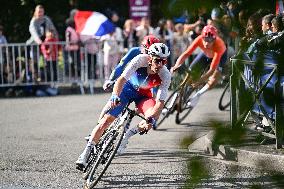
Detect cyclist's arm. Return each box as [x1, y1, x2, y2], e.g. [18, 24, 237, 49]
[109, 47, 141, 81]
[151, 67, 171, 119]
[173, 36, 200, 71]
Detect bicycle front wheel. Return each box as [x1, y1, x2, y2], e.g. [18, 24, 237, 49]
[218, 82, 230, 111]
[83, 117, 125, 188]
[175, 84, 195, 124]
[156, 89, 179, 129]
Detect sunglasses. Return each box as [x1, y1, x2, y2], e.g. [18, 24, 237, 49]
[151, 57, 167, 65]
[203, 36, 215, 43]
[141, 45, 149, 53]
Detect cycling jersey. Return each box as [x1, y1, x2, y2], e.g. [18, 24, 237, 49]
[108, 54, 171, 117]
[122, 54, 171, 101]
[109, 47, 141, 81]
[184, 35, 226, 70]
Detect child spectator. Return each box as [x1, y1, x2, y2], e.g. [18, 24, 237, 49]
[65, 18, 81, 79]
[41, 29, 59, 82]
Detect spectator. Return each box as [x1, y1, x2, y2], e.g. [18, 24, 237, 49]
[0, 25, 8, 84]
[81, 36, 99, 80]
[271, 14, 284, 33]
[262, 14, 275, 35]
[26, 5, 58, 45]
[209, 8, 228, 41]
[173, 23, 188, 62]
[110, 11, 124, 56]
[0, 25, 7, 44]
[136, 17, 155, 43]
[65, 18, 81, 79]
[41, 29, 59, 82]
[101, 31, 122, 80]
[26, 5, 58, 82]
[123, 19, 139, 52]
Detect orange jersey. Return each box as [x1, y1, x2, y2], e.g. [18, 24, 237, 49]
[184, 35, 226, 70]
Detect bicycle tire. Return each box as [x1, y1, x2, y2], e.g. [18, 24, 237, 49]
[218, 82, 230, 111]
[175, 84, 195, 124]
[83, 116, 126, 189]
[155, 89, 179, 129]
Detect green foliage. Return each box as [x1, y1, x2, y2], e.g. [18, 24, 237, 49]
[183, 156, 209, 189]
[180, 135, 195, 149]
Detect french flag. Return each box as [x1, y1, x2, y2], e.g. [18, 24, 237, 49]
[74, 11, 115, 37]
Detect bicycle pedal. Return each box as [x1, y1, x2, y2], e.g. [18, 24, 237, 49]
[76, 164, 84, 171]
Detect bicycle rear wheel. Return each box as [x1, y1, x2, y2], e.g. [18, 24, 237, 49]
[218, 82, 230, 111]
[155, 89, 179, 129]
[83, 117, 125, 189]
[175, 84, 195, 124]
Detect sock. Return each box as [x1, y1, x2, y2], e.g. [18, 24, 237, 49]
[195, 84, 209, 97]
[87, 140, 95, 147]
[124, 127, 139, 141]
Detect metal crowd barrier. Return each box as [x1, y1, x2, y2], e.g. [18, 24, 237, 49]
[230, 57, 284, 149]
[0, 41, 105, 94]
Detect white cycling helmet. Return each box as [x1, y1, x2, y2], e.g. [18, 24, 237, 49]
[148, 43, 170, 59]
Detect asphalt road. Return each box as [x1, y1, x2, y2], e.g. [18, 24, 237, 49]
[1, 88, 282, 189]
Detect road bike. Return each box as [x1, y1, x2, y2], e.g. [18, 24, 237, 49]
[218, 81, 230, 111]
[156, 69, 200, 128]
[82, 105, 147, 189]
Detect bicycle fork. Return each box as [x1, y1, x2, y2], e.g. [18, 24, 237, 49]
[168, 93, 179, 111]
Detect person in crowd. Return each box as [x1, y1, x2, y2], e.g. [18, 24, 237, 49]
[261, 14, 275, 35]
[76, 43, 171, 170]
[209, 8, 228, 41]
[239, 11, 265, 55]
[155, 18, 173, 69]
[171, 25, 227, 109]
[0, 25, 8, 84]
[173, 23, 189, 62]
[80, 36, 99, 80]
[26, 5, 58, 45]
[123, 19, 139, 52]
[65, 18, 81, 79]
[0, 25, 7, 44]
[26, 5, 58, 83]
[101, 31, 123, 80]
[136, 17, 155, 44]
[41, 29, 59, 82]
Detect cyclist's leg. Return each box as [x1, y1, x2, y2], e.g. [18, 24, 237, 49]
[117, 97, 155, 154]
[76, 86, 132, 167]
[186, 52, 210, 107]
[207, 50, 227, 89]
[189, 52, 209, 76]
[90, 86, 133, 144]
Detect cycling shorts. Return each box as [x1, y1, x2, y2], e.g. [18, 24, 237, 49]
[190, 50, 227, 73]
[108, 83, 156, 117]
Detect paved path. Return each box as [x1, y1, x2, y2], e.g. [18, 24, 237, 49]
[1, 89, 282, 189]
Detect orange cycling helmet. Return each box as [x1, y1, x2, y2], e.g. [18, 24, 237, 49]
[201, 25, 218, 42]
[141, 35, 160, 49]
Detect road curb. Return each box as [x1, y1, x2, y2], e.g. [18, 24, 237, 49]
[188, 131, 284, 172]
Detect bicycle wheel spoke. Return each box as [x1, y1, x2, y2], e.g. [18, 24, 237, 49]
[156, 89, 179, 128]
[83, 117, 125, 188]
[176, 85, 195, 124]
[218, 82, 230, 111]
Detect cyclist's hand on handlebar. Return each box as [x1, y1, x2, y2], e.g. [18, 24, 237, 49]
[170, 66, 179, 74]
[110, 94, 120, 108]
[103, 80, 115, 91]
[146, 116, 157, 130]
